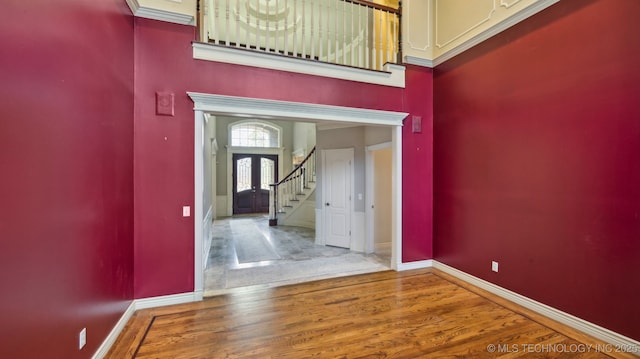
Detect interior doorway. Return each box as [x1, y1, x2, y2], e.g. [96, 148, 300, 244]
[232, 154, 278, 214]
[190, 92, 407, 296]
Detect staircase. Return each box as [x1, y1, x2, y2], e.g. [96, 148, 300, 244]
[269, 147, 317, 227]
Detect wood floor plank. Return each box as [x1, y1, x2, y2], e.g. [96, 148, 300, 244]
[106, 269, 630, 358]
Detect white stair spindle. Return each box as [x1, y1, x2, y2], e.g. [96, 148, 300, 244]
[318, 0, 323, 61]
[234, 0, 240, 47]
[293, 0, 299, 57]
[349, 2, 354, 66]
[310, 1, 315, 59]
[224, 0, 230, 45]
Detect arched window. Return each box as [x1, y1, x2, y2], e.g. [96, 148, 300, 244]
[230, 121, 280, 148]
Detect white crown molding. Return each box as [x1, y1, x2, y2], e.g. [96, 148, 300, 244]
[192, 42, 406, 88]
[404, 55, 435, 68]
[126, 0, 195, 26]
[187, 92, 409, 127]
[432, 0, 559, 67]
[402, 0, 559, 68]
[432, 260, 640, 351]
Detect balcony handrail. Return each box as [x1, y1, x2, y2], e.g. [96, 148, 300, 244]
[343, 0, 400, 15]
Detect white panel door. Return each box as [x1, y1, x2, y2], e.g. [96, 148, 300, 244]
[323, 148, 353, 248]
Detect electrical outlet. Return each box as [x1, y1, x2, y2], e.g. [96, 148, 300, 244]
[182, 206, 190, 217]
[491, 261, 499, 273]
[79, 328, 86, 350]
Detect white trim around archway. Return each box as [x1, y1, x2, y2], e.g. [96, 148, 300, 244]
[188, 93, 408, 294]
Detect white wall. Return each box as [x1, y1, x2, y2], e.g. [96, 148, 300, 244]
[293, 121, 317, 157]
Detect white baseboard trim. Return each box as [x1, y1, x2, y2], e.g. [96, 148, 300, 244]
[93, 291, 203, 358]
[91, 301, 136, 359]
[135, 291, 203, 310]
[397, 259, 433, 271]
[432, 260, 640, 351]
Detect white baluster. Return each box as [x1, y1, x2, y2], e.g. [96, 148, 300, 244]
[301, 0, 306, 58]
[349, 2, 354, 66]
[386, 11, 392, 65]
[318, 0, 323, 61]
[275, 0, 280, 53]
[292, 0, 297, 57]
[283, 0, 288, 55]
[378, 8, 383, 70]
[256, 0, 261, 50]
[310, 1, 315, 59]
[212, 0, 219, 44]
[244, 0, 249, 47]
[234, 0, 240, 47]
[225, 0, 230, 45]
[266, 0, 271, 52]
[333, 0, 340, 64]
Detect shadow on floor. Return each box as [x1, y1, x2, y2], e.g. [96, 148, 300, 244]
[204, 215, 391, 296]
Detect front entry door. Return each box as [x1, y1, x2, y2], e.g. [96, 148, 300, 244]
[233, 154, 278, 214]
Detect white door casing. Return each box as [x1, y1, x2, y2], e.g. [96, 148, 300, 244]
[323, 148, 354, 249]
[190, 93, 407, 295]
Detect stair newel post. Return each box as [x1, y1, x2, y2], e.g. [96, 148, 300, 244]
[269, 183, 278, 226]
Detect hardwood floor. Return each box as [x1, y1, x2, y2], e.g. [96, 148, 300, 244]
[106, 269, 633, 358]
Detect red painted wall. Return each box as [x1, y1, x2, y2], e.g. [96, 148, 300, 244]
[434, 0, 640, 340]
[0, 1, 134, 358]
[133, 19, 433, 298]
[402, 65, 434, 261]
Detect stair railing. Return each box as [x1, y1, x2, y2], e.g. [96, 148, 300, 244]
[203, 0, 401, 72]
[269, 146, 316, 226]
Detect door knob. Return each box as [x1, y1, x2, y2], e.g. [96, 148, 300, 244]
[325, 202, 330, 206]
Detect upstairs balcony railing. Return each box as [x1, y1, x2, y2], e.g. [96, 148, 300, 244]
[202, 0, 401, 71]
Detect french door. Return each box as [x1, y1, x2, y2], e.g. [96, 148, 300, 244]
[232, 154, 278, 214]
